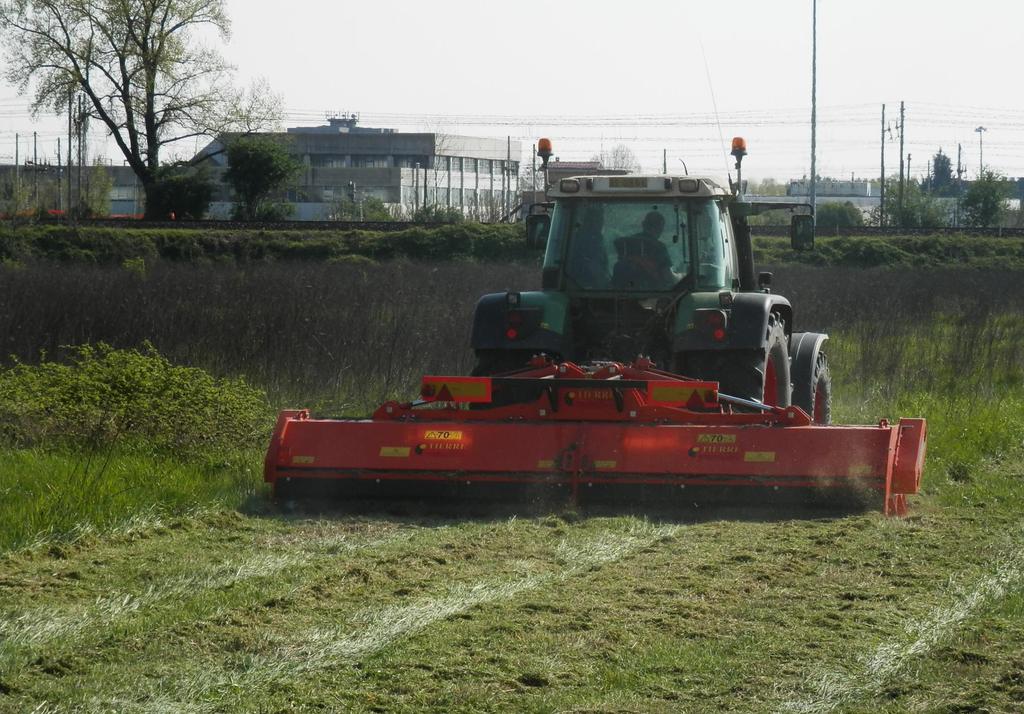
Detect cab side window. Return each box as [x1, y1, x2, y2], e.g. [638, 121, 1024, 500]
[694, 201, 727, 290]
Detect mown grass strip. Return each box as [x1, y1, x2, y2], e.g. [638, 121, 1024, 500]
[784, 523, 1024, 713]
[144, 522, 679, 711]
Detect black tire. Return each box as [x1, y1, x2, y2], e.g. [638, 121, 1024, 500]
[272, 477, 298, 508]
[793, 351, 832, 424]
[680, 315, 792, 407]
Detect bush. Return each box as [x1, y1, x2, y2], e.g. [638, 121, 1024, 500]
[0, 344, 271, 456]
[411, 204, 464, 223]
[815, 201, 864, 232]
[963, 170, 1013, 227]
[147, 170, 215, 220]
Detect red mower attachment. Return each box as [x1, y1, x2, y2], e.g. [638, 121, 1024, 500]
[265, 358, 927, 515]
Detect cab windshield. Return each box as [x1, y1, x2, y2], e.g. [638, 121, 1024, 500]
[544, 198, 727, 292]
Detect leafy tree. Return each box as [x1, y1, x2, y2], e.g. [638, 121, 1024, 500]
[79, 163, 112, 217]
[0, 172, 31, 219]
[962, 170, 1012, 227]
[930, 149, 953, 195]
[871, 177, 948, 228]
[223, 137, 299, 221]
[815, 201, 864, 232]
[0, 0, 280, 219]
[749, 178, 787, 196]
[147, 169, 215, 220]
[245, 201, 293, 221]
[331, 197, 395, 221]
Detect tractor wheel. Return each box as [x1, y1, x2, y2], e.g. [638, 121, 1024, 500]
[793, 351, 832, 424]
[681, 315, 791, 407]
[759, 317, 792, 407]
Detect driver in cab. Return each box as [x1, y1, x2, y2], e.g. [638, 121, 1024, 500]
[612, 211, 679, 290]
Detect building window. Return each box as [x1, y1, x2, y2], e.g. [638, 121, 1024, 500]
[352, 156, 388, 168]
[312, 155, 348, 168]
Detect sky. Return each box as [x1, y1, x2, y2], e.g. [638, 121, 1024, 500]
[2, 0, 1023, 183]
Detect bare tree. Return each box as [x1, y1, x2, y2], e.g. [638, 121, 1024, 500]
[0, 0, 280, 218]
[591, 143, 641, 172]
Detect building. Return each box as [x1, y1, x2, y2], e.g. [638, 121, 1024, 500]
[0, 161, 144, 217]
[196, 115, 522, 220]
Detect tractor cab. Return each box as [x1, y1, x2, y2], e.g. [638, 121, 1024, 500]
[540, 175, 738, 296]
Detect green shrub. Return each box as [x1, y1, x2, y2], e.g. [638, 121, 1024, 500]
[0, 344, 272, 456]
[147, 170, 215, 220]
[815, 201, 864, 232]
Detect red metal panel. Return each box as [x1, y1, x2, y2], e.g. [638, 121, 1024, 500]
[265, 359, 927, 515]
[270, 416, 902, 490]
[891, 418, 927, 495]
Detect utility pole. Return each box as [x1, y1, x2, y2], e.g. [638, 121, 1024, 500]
[77, 94, 84, 214]
[413, 163, 419, 213]
[879, 104, 886, 227]
[809, 0, 818, 215]
[955, 143, 963, 227]
[57, 138, 62, 212]
[975, 125, 987, 178]
[33, 131, 38, 207]
[67, 90, 73, 222]
[663, 149, 667, 175]
[897, 101, 905, 226]
[14, 133, 19, 212]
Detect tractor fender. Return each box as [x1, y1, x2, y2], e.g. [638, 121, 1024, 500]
[470, 291, 569, 356]
[673, 293, 793, 352]
[790, 331, 829, 410]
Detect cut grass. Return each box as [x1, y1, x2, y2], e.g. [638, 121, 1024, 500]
[0, 476, 1021, 712]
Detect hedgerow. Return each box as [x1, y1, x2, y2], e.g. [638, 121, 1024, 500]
[0, 223, 532, 265]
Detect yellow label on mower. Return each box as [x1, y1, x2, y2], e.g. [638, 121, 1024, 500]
[744, 451, 776, 463]
[537, 459, 555, 469]
[379, 446, 411, 458]
[696, 434, 737, 444]
[593, 460, 617, 469]
[424, 430, 463, 441]
[291, 455, 316, 464]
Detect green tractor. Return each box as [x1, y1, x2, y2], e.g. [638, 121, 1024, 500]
[470, 138, 831, 423]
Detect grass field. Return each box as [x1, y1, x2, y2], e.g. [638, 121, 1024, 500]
[1, 261, 1023, 712]
[0, 482, 1021, 712]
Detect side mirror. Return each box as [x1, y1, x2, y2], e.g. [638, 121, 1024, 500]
[526, 214, 551, 250]
[790, 214, 815, 251]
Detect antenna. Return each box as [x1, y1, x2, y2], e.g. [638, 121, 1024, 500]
[698, 39, 729, 176]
